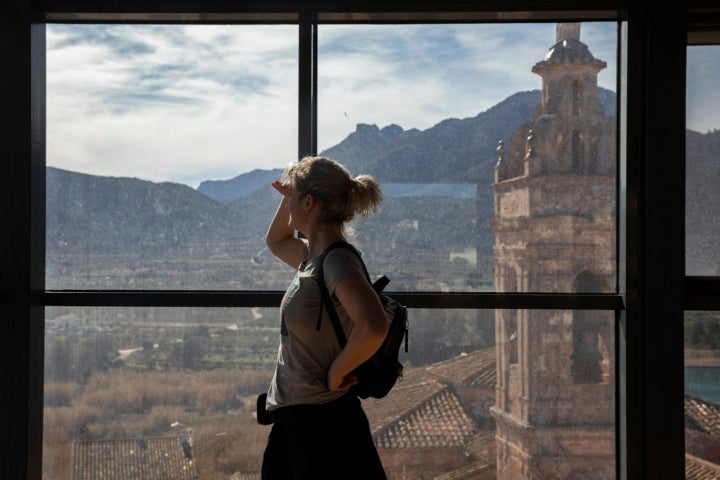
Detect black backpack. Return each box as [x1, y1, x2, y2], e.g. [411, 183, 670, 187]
[315, 241, 408, 399]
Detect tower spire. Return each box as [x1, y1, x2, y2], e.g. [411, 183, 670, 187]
[556, 22, 581, 42]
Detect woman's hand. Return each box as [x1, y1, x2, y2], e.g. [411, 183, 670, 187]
[327, 364, 358, 392]
[266, 179, 305, 268]
[326, 274, 388, 393]
[271, 180, 291, 198]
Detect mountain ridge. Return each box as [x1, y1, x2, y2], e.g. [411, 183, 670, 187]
[196, 88, 617, 203]
[45, 88, 720, 280]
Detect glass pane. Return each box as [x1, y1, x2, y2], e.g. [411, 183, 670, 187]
[43, 306, 280, 480]
[492, 309, 616, 479]
[318, 22, 618, 292]
[686, 45, 720, 276]
[46, 24, 298, 289]
[43, 307, 616, 479]
[684, 311, 720, 477]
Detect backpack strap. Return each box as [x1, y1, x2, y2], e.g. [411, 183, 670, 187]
[318, 273, 348, 346]
[314, 241, 369, 348]
[319, 241, 370, 281]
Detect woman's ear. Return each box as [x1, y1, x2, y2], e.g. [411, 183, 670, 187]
[303, 193, 314, 214]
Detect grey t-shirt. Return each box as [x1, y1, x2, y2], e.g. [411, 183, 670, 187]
[266, 247, 366, 410]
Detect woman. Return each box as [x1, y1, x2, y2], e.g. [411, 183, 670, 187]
[261, 156, 389, 480]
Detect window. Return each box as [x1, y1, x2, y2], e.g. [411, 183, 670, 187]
[686, 44, 720, 278]
[42, 17, 623, 479]
[5, 3, 706, 480]
[685, 33, 720, 477]
[46, 24, 298, 290]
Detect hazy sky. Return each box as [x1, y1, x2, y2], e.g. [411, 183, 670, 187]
[45, 21, 715, 188]
[687, 45, 720, 135]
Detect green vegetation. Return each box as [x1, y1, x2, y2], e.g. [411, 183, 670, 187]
[685, 311, 720, 349]
[43, 369, 272, 480]
[45, 306, 280, 382]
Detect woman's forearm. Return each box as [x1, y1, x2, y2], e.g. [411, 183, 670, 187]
[265, 198, 294, 247]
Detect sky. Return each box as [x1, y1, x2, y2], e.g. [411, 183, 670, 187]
[45, 21, 717, 188]
[687, 45, 720, 135]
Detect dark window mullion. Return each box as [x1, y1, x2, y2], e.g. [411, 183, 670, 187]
[41, 290, 624, 310]
[686, 276, 720, 310]
[298, 9, 317, 158]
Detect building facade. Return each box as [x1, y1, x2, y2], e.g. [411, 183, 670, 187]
[490, 23, 617, 479]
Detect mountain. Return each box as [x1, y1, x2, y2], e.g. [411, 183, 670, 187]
[46, 167, 246, 255]
[322, 90, 543, 184]
[45, 88, 720, 285]
[327, 88, 616, 184]
[197, 88, 616, 203]
[197, 168, 281, 203]
[686, 129, 720, 275]
[319, 123, 422, 178]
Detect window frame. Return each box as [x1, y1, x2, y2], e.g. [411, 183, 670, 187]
[42, 11, 626, 311]
[686, 23, 720, 311]
[2, 2, 707, 480]
[42, 10, 629, 477]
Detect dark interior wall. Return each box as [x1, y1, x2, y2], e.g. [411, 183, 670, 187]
[2, 4, 34, 480]
[0, 1, 713, 479]
[627, 3, 686, 479]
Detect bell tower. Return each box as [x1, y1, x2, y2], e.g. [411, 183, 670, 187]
[489, 23, 616, 479]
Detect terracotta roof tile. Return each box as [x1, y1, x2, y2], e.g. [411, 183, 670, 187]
[362, 348, 499, 450]
[424, 347, 497, 388]
[73, 435, 197, 480]
[368, 385, 478, 449]
[686, 454, 720, 480]
[463, 430, 497, 466]
[432, 460, 496, 480]
[686, 395, 720, 437]
[230, 472, 261, 480]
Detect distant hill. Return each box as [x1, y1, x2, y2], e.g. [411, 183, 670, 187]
[198, 89, 616, 203]
[686, 129, 720, 275]
[321, 91, 543, 184]
[46, 167, 246, 255]
[45, 88, 720, 284]
[326, 87, 615, 184]
[198, 168, 281, 203]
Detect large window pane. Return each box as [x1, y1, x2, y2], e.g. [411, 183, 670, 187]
[684, 311, 720, 476]
[46, 22, 620, 293]
[43, 306, 280, 480]
[318, 22, 618, 293]
[46, 24, 298, 290]
[41, 18, 623, 480]
[43, 307, 616, 479]
[492, 308, 615, 479]
[686, 45, 720, 277]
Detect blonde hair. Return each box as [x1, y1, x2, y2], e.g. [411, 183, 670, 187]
[282, 156, 383, 226]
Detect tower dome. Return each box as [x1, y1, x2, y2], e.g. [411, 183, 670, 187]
[532, 22, 607, 75]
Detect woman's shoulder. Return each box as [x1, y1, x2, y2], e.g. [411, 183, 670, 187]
[326, 242, 361, 262]
[323, 244, 365, 277]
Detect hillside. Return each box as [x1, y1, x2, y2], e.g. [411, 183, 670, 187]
[198, 88, 616, 202]
[45, 88, 720, 288]
[686, 129, 720, 275]
[47, 167, 242, 255]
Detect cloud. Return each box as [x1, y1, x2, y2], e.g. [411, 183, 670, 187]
[317, 22, 618, 151]
[47, 24, 298, 187]
[47, 21, 622, 188]
[687, 45, 720, 133]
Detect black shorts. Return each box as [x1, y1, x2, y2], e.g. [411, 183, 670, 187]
[261, 394, 387, 480]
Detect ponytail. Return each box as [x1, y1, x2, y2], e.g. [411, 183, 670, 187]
[284, 156, 383, 226]
[349, 174, 383, 219]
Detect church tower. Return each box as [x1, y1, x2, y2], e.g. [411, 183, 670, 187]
[489, 23, 616, 479]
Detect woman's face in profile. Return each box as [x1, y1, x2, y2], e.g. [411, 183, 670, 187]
[286, 182, 308, 232]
